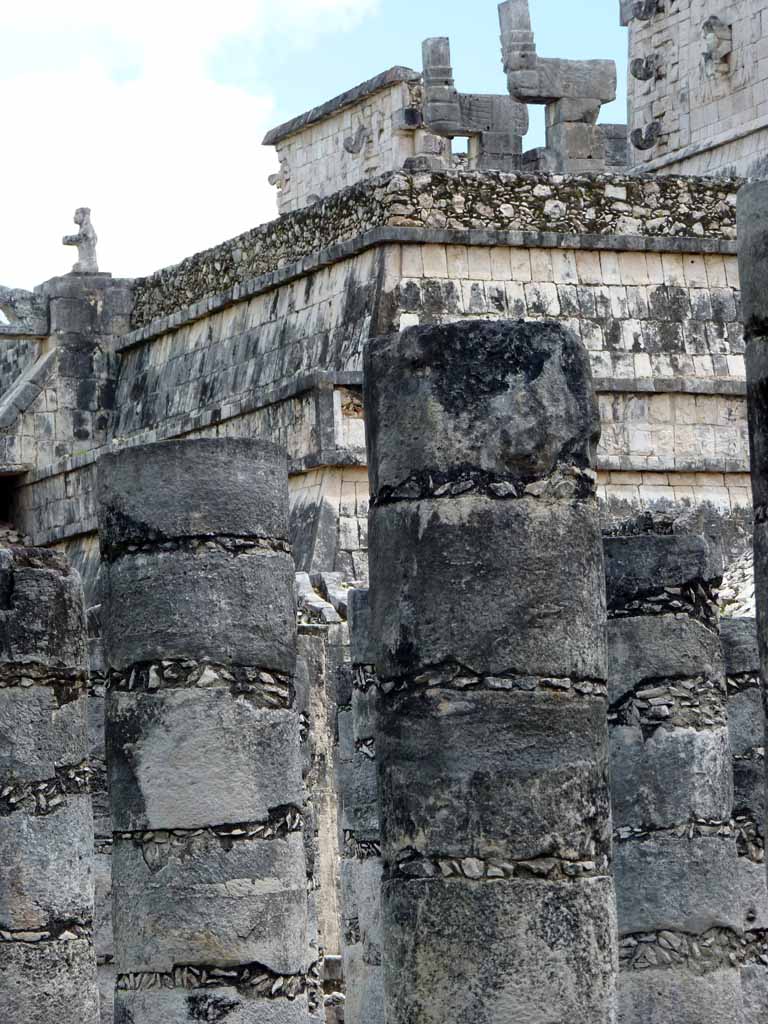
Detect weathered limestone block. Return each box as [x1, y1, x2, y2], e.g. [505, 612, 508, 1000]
[365, 320, 615, 1023]
[113, 832, 307, 974]
[99, 439, 311, 1023]
[0, 549, 98, 1023]
[107, 690, 303, 831]
[383, 877, 617, 1024]
[619, 969, 745, 1024]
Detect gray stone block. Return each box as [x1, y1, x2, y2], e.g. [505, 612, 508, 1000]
[721, 618, 759, 677]
[112, 831, 308, 974]
[607, 615, 724, 706]
[348, 589, 374, 666]
[729, 688, 764, 759]
[97, 438, 290, 550]
[102, 547, 296, 672]
[619, 965, 744, 1024]
[0, 552, 87, 670]
[605, 533, 723, 606]
[0, 938, 100, 1024]
[610, 725, 733, 829]
[383, 876, 617, 1024]
[106, 689, 303, 831]
[97, 961, 115, 1024]
[343, 942, 384, 1024]
[364, 320, 599, 496]
[379, 687, 609, 863]
[737, 182, 768, 333]
[0, 796, 94, 930]
[93, 848, 113, 961]
[369, 496, 606, 681]
[615, 835, 768, 935]
[341, 857, 383, 961]
[338, 756, 380, 839]
[114, 989, 310, 1023]
[741, 962, 768, 1021]
[0, 689, 87, 781]
[734, 756, 765, 821]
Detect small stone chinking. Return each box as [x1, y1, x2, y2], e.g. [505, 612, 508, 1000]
[605, 512, 768, 1022]
[0, 546, 100, 1024]
[97, 438, 318, 1023]
[363, 318, 617, 1024]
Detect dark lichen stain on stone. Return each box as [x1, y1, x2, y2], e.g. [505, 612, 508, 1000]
[187, 993, 239, 1021]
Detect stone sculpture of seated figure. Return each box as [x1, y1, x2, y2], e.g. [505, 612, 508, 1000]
[63, 207, 99, 274]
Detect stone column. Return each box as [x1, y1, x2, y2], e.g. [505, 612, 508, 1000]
[337, 588, 384, 1024]
[738, 183, 768, 884]
[98, 438, 311, 1023]
[722, 616, 768, 1014]
[606, 523, 768, 1023]
[0, 548, 99, 1023]
[364, 319, 617, 1024]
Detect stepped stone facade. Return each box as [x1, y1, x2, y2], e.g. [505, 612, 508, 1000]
[3, 1, 768, 1021]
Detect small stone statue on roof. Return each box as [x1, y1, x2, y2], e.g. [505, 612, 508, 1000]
[63, 207, 99, 274]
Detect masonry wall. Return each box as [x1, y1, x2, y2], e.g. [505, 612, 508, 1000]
[625, 0, 768, 177]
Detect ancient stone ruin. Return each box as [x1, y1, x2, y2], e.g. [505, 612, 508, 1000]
[4, 0, 768, 1021]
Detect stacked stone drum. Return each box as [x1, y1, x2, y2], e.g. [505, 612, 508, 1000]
[363, 319, 618, 1024]
[98, 438, 311, 1023]
[0, 548, 99, 1023]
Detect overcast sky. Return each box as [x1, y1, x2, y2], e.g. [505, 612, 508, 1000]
[1, 0, 627, 289]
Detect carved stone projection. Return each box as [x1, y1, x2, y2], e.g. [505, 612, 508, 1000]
[630, 54, 662, 82]
[63, 208, 98, 275]
[421, 37, 528, 172]
[631, 120, 663, 151]
[498, 0, 617, 172]
[364, 319, 617, 1024]
[703, 16, 733, 79]
[98, 439, 312, 1024]
[0, 286, 49, 336]
[0, 548, 100, 1024]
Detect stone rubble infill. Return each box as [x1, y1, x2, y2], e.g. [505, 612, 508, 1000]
[117, 807, 304, 847]
[609, 674, 727, 730]
[116, 959, 321, 1002]
[372, 464, 597, 506]
[343, 831, 382, 860]
[101, 533, 291, 564]
[726, 671, 761, 695]
[0, 664, 88, 705]
[609, 582, 719, 629]
[0, 923, 92, 945]
[355, 738, 376, 760]
[0, 761, 92, 816]
[376, 665, 608, 699]
[718, 547, 755, 619]
[615, 816, 764, 863]
[108, 660, 292, 708]
[352, 665, 377, 693]
[620, 927, 768, 973]
[390, 852, 609, 883]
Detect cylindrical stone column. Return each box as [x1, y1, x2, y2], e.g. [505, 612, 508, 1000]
[722, 616, 768, 1013]
[337, 588, 384, 1024]
[364, 319, 617, 1024]
[98, 439, 312, 1023]
[0, 548, 99, 1023]
[606, 523, 768, 1023]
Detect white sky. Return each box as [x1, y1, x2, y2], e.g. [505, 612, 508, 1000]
[0, 0, 378, 288]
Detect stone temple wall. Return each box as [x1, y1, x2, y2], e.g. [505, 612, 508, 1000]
[623, 0, 768, 177]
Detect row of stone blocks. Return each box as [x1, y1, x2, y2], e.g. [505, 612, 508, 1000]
[3, 308, 768, 1023]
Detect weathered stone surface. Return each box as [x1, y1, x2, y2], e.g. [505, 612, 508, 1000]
[369, 496, 606, 680]
[722, 618, 759, 678]
[98, 438, 289, 551]
[102, 547, 296, 673]
[605, 533, 723, 607]
[348, 588, 374, 666]
[112, 832, 308, 975]
[93, 848, 113, 963]
[0, 938, 100, 1024]
[0, 796, 94, 930]
[364, 320, 599, 496]
[615, 836, 768, 935]
[0, 550, 87, 670]
[607, 615, 724, 705]
[610, 725, 733, 829]
[741, 962, 768, 1021]
[737, 183, 768, 334]
[619, 966, 744, 1024]
[343, 945, 385, 1024]
[729, 689, 763, 759]
[378, 688, 610, 863]
[341, 857, 383, 963]
[383, 876, 617, 1024]
[114, 989, 310, 1024]
[106, 690, 303, 831]
[0, 689, 87, 781]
